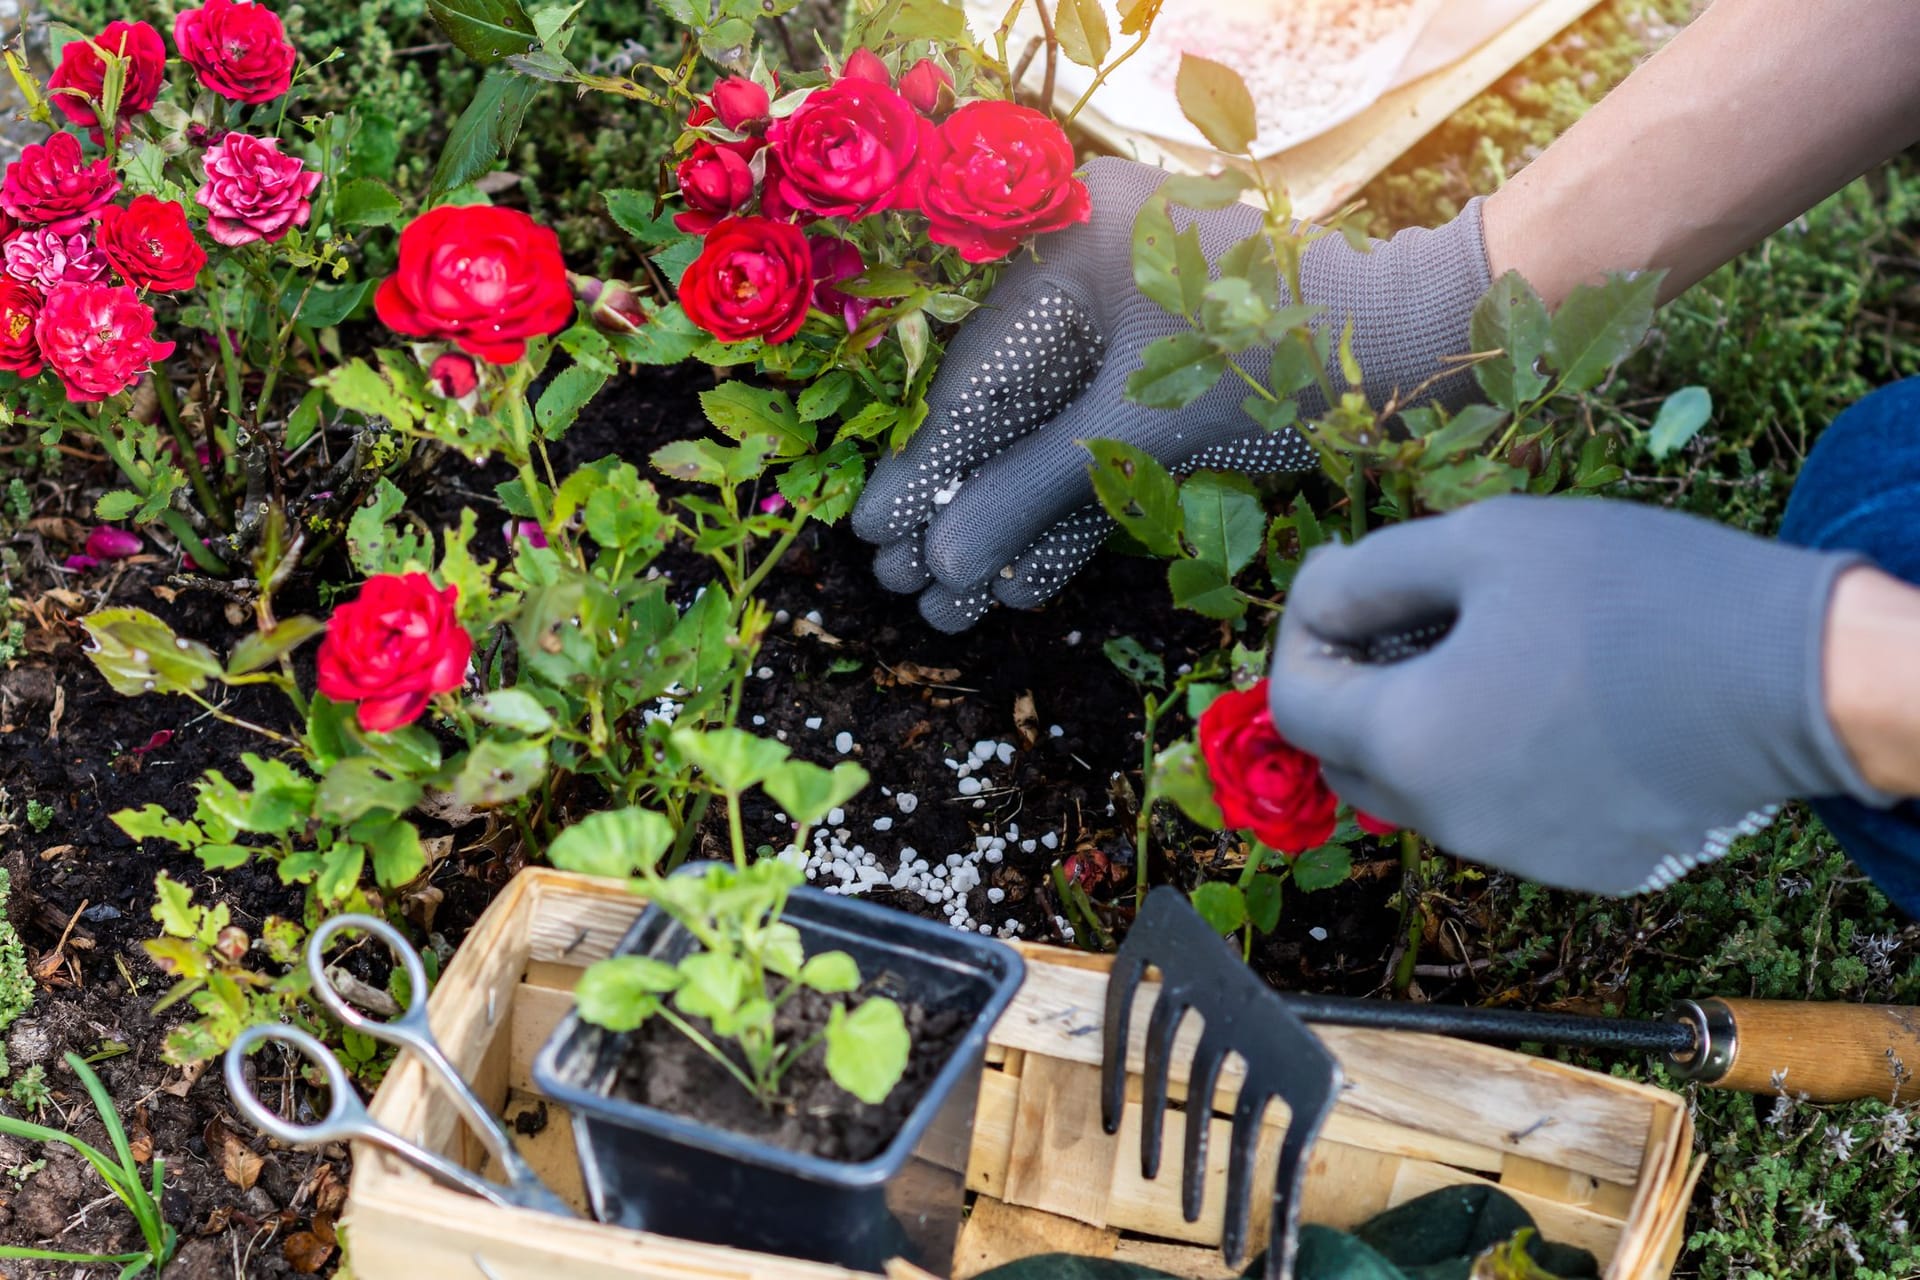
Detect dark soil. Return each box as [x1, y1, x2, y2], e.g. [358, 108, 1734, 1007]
[0, 366, 1408, 1273]
[613, 983, 969, 1163]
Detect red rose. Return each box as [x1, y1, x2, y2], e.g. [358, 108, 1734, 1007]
[679, 216, 812, 344]
[316, 573, 472, 733]
[710, 76, 771, 133]
[98, 196, 207, 292]
[0, 280, 44, 378]
[34, 282, 175, 403]
[841, 48, 891, 85]
[898, 58, 953, 116]
[48, 22, 166, 142]
[921, 101, 1090, 263]
[428, 352, 478, 398]
[765, 78, 928, 218]
[175, 0, 298, 104]
[0, 131, 121, 233]
[673, 142, 755, 235]
[374, 205, 574, 364]
[1198, 680, 1337, 854]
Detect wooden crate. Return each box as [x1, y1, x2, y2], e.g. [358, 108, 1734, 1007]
[1023, 0, 1608, 220]
[341, 869, 1701, 1279]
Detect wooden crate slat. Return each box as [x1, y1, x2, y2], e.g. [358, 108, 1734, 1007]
[1001, 1056, 1117, 1223]
[1108, 1239, 1237, 1280]
[990, 960, 1660, 1186]
[951, 1198, 1118, 1280]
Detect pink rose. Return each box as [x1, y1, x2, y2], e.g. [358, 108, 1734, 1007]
[196, 133, 320, 246]
[34, 282, 175, 402]
[174, 0, 298, 104]
[3, 227, 110, 289]
[765, 77, 929, 218]
[0, 132, 121, 232]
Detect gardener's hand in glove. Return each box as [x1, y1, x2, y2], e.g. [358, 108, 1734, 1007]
[1266, 495, 1906, 895]
[849, 156, 1494, 632]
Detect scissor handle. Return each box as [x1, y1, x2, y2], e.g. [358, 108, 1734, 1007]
[223, 1025, 535, 1211]
[301, 914, 556, 1203]
[306, 914, 433, 1042]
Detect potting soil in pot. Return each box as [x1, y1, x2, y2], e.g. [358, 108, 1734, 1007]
[610, 982, 971, 1162]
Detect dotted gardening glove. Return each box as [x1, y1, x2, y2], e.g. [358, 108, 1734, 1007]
[1267, 495, 1900, 895]
[849, 156, 1493, 632]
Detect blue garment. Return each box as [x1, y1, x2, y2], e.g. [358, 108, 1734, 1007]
[1778, 376, 1920, 914]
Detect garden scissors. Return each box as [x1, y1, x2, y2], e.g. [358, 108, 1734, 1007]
[222, 914, 574, 1217]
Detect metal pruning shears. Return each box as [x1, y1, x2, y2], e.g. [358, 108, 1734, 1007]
[222, 914, 573, 1217]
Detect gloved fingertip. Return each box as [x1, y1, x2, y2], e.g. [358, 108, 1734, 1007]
[917, 583, 994, 633]
[872, 539, 934, 594]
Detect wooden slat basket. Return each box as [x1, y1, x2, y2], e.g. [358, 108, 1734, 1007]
[340, 869, 1701, 1280]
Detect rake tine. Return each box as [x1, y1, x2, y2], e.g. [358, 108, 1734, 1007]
[1101, 948, 1147, 1135]
[1219, 1078, 1272, 1268]
[1266, 1064, 1340, 1280]
[1182, 1024, 1231, 1224]
[1139, 988, 1188, 1180]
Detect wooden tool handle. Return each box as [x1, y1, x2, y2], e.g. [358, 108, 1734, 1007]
[1695, 998, 1920, 1102]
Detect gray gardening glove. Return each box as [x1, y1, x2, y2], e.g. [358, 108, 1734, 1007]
[850, 155, 1492, 632]
[1267, 495, 1899, 895]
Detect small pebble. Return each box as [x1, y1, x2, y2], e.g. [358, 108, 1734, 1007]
[827, 808, 845, 827]
[805, 610, 824, 625]
[834, 731, 854, 754]
[1040, 831, 1059, 850]
[957, 776, 983, 796]
[1309, 927, 1329, 942]
[1048, 725, 1064, 738]
[756, 666, 773, 680]
[873, 817, 894, 832]
[995, 743, 1015, 765]
[805, 716, 823, 730]
[896, 792, 919, 814]
[987, 887, 1005, 904]
[1065, 630, 1082, 645]
[774, 609, 791, 624]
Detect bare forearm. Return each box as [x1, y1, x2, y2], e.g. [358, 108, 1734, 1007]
[1483, 0, 1920, 308]
[1826, 567, 1920, 797]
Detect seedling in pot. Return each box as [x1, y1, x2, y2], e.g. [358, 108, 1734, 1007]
[551, 726, 908, 1107]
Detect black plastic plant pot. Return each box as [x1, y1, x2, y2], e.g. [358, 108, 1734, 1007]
[532, 876, 1026, 1274]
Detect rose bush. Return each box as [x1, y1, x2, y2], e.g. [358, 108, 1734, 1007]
[374, 204, 574, 362]
[316, 573, 473, 732]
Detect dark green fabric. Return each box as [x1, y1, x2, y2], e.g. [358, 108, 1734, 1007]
[970, 1186, 1600, 1280]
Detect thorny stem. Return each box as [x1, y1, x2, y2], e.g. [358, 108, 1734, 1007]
[1032, 0, 1057, 111]
[1136, 692, 1159, 909]
[1061, 27, 1150, 125]
[151, 372, 226, 530]
[1345, 456, 1367, 544]
[1392, 829, 1423, 997]
[91, 416, 230, 573]
[182, 690, 299, 747]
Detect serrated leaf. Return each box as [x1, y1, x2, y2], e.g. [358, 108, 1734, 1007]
[1416, 456, 1528, 512]
[1152, 740, 1222, 828]
[334, 178, 403, 229]
[1470, 270, 1551, 410]
[1189, 882, 1246, 934]
[1545, 271, 1663, 393]
[1159, 170, 1252, 211]
[1053, 0, 1109, 67]
[95, 490, 141, 520]
[1084, 439, 1183, 556]
[1647, 385, 1712, 460]
[603, 188, 678, 245]
[430, 67, 543, 202]
[81, 608, 223, 697]
[700, 383, 813, 457]
[1130, 199, 1185, 317]
[1125, 332, 1227, 409]
[470, 688, 555, 734]
[536, 363, 606, 439]
[346, 477, 427, 577]
[670, 727, 789, 793]
[295, 278, 375, 329]
[1244, 873, 1282, 933]
[315, 757, 424, 824]
[425, 0, 535, 63]
[1175, 52, 1257, 154]
[1103, 635, 1165, 688]
[1417, 403, 1509, 458]
[226, 616, 326, 676]
[797, 371, 853, 422]
[1291, 844, 1351, 892]
[351, 814, 427, 888]
[114, 805, 202, 849]
[450, 737, 549, 807]
[1168, 558, 1244, 619]
[1180, 471, 1262, 576]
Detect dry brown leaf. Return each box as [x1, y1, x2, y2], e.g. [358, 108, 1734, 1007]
[129, 1106, 152, 1164]
[791, 617, 843, 646]
[901, 719, 934, 749]
[36, 845, 76, 862]
[38, 588, 84, 610]
[877, 661, 962, 689]
[308, 1164, 348, 1216]
[1013, 690, 1040, 750]
[148, 585, 180, 604]
[283, 1231, 335, 1274]
[207, 1119, 263, 1192]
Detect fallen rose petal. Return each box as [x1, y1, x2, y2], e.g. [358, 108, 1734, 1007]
[62, 554, 100, 572]
[85, 526, 142, 559]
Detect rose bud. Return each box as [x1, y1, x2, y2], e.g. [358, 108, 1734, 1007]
[429, 352, 478, 399]
[588, 279, 647, 336]
[505, 519, 548, 550]
[842, 47, 890, 85]
[673, 142, 755, 234]
[710, 76, 771, 132]
[215, 926, 251, 964]
[899, 58, 953, 116]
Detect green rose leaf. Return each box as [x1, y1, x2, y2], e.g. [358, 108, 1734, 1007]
[1647, 385, 1713, 460]
[1085, 438, 1183, 557]
[1190, 881, 1246, 934]
[81, 608, 223, 697]
[450, 737, 549, 807]
[1545, 270, 1663, 394]
[226, 616, 327, 678]
[1291, 844, 1353, 893]
[1152, 740, 1224, 829]
[470, 688, 556, 735]
[1469, 270, 1552, 411]
[1175, 52, 1258, 154]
